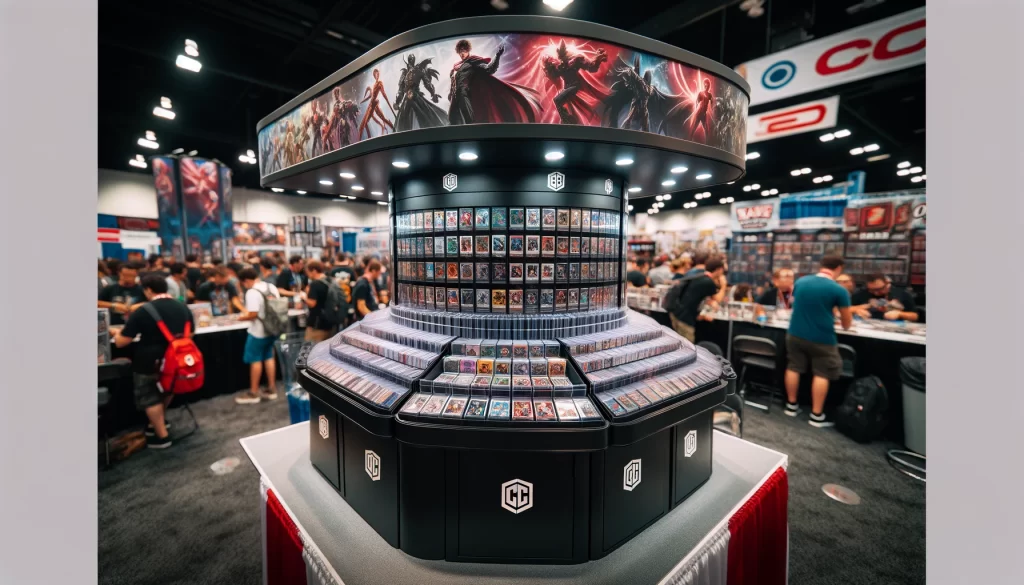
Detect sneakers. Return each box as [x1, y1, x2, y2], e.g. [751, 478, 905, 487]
[144, 421, 172, 437]
[784, 402, 802, 417]
[808, 412, 835, 428]
[146, 434, 173, 449]
[235, 392, 261, 405]
[260, 387, 279, 401]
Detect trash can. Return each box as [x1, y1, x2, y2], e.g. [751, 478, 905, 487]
[276, 332, 311, 423]
[899, 357, 926, 455]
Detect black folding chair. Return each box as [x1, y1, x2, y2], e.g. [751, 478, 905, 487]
[732, 335, 781, 413]
[699, 341, 744, 437]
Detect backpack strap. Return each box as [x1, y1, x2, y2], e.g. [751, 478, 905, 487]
[142, 302, 177, 343]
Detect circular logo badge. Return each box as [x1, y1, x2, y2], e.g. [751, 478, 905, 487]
[184, 354, 195, 367]
[761, 60, 797, 90]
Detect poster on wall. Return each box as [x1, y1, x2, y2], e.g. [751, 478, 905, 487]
[729, 197, 780, 232]
[356, 230, 390, 255]
[179, 157, 223, 258]
[842, 192, 925, 287]
[152, 156, 184, 259]
[843, 193, 926, 235]
[259, 33, 750, 177]
[233, 223, 287, 245]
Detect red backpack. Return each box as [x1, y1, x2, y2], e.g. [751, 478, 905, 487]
[142, 303, 205, 394]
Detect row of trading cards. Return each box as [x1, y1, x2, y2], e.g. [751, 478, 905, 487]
[573, 334, 682, 373]
[396, 285, 619, 314]
[398, 261, 620, 283]
[307, 355, 410, 409]
[450, 339, 560, 358]
[421, 373, 579, 394]
[442, 356, 568, 377]
[400, 392, 603, 422]
[328, 340, 423, 385]
[558, 311, 665, 355]
[594, 365, 722, 417]
[396, 208, 621, 235]
[396, 235, 621, 259]
[338, 329, 439, 370]
[355, 314, 454, 353]
[388, 304, 626, 339]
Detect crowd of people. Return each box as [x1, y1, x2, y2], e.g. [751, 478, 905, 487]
[98, 250, 390, 449]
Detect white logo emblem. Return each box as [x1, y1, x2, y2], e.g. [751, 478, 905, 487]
[623, 459, 642, 491]
[684, 430, 698, 458]
[364, 450, 381, 481]
[184, 354, 195, 367]
[547, 172, 565, 191]
[605, 179, 613, 194]
[501, 479, 533, 514]
[318, 415, 329, 439]
[442, 173, 458, 192]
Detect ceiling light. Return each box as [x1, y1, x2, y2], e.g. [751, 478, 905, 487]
[834, 129, 851, 138]
[719, 198, 727, 204]
[769, 189, 778, 195]
[850, 147, 865, 155]
[728, 197, 735, 203]
[656, 195, 664, 201]
[661, 180, 676, 187]
[246, 149, 254, 158]
[238, 154, 256, 164]
[491, 0, 510, 10]
[392, 161, 410, 168]
[822, 175, 833, 181]
[545, 151, 565, 161]
[271, 188, 284, 193]
[542, 0, 574, 11]
[909, 166, 923, 174]
[615, 158, 634, 166]
[128, 155, 147, 169]
[339, 172, 356, 179]
[812, 177, 822, 184]
[628, 186, 642, 193]
[743, 185, 751, 192]
[800, 168, 811, 174]
[663, 194, 671, 200]
[145, 130, 156, 141]
[153, 107, 175, 120]
[867, 154, 891, 162]
[319, 180, 334, 186]
[459, 152, 478, 161]
[175, 54, 202, 72]
[897, 169, 910, 176]
[910, 176, 923, 183]
[819, 133, 835, 142]
[378, 201, 388, 206]
[762, 189, 771, 195]
[347, 196, 356, 200]
[627, 205, 633, 212]
[696, 173, 711, 180]
[137, 137, 159, 149]
[863, 143, 880, 152]
[920, 175, 926, 180]
[898, 161, 911, 169]
[352, 185, 365, 191]
[671, 165, 688, 174]
[184, 39, 199, 57]
[296, 190, 307, 195]
[187, 150, 198, 156]
[790, 170, 801, 177]
[656, 202, 664, 208]
[745, 152, 760, 160]
[750, 183, 760, 190]
[370, 191, 383, 196]
[171, 148, 184, 154]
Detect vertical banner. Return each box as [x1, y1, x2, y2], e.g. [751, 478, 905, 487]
[152, 156, 184, 259]
[179, 157, 223, 259]
[729, 197, 781, 233]
[219, 166, 234, 261]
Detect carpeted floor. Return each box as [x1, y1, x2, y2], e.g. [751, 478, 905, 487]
[98, 394, 924, 585]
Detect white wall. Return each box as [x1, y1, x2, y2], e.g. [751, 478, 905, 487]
[637, 206, 731, 233]
[97, 168, 388, 227]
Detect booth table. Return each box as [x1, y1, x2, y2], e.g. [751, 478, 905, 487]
[241, 422, 789, 585]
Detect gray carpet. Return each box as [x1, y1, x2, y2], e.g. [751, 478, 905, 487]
[98, 394, 924, 585]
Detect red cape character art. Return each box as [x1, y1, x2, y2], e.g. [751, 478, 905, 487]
[447, 39, 541, 125]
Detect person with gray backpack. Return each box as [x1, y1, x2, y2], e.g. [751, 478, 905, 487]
[236, 267, 287, 404]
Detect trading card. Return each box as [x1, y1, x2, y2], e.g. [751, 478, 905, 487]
[550, 377, 573, 391]
[416, 238, 425, 256]
[529, 341, 544, 358]
[509, 235, 524, 256]
[525, 289, 540, 313]
[494, 358, 511, 375]
[556, 236, 569, 256]
[509, 289, 524, 312]
[492, 263, 507, 282]
[574, 398, 601, 420]
[475, 235, 490, 256]
[471, 375, 492, 389]
[490, 375, 511, 389]
[475, 208, 490, 230]
[555, 263, 567, 282]
[512, 359, 530, 376]
[446, 236, 459, 256]
[554, 399, 580, 421]
[425, 263, 434, 280]
[460, 358, 477, 374]
[601, 395, 627, 417]
[420, 394, 448, 416]
[512, 375, 533, 389]
[460, 288, 475, 309]
[568, 263, 579, 281]
[526, 208, 541, 229]
[460, 262, 474, 281]
[442, 396, 469, 418]
[424, 237, 434, 256]
[464, 398, 489, 419]
[434, 373, 459, 386]
[477, 359, 494, 375]
[556, 209, 570, 229]
[400, 393, 431, 414]
[568, 288, 579, 309]
[480, 341, 497, 358]
[446, 210, 459, 231]
[530, 359, 548, 376]
[459, 208, 474, 230]
[460, 235, 473, 256]
[555, 289, 568, 310]
[534, 399, 557, 420]
[509, 208, 525, 229]
[580, 263, 590, 279]
[591, 210, 601, 230]
[547, 358, 566, 377]
[617, 392, 642, 410]
[492, 234, 506, 256]
[490, 207, 507, 230]
[540, 289, 554, 311]
[541, 236, 555, 257]
[570, 209, 582, 229]
[435, 210, 445, 231]
[526, 263, 540, 282]
[447, 288, 460, 309]
[639, 387, 663, 404]
[488, 398, 511, 420]
[446, 262, 459, 280]
[434, 236, 445, 255]
[544, 341, 560, 358]
[581, 210, 591, 231]
[453, 374, 476, 389]
[542, 208, 556, 230]
[513, 342, 528, 358]
[444, 356, 461, 373]
[497, 341, 513, 358]
[569, 237, 581, 255]
[491, 289, 507, 311]
[531, 377, 553, 391]
[580, 237, 590, 256]
[380, 392, 401, 408]
[465, 341, 480, 356]
[474, 263, 489, 282]
[541, 263, 554, 282]
[512, 400, 535, 420]
[526, 235, 540, 257]
[435, 287, 446, 308]
[510, 263, 524, 282]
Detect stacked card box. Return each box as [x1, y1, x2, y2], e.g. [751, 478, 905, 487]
[357, 311, 454, 354]
[572, 335, 682, 373]
[594, 360, 724, 418]
[389, 305, 627, 339]
[559, 312, 667, 354]
[329, 340, 425, 386]
[585, 348, 697, 393]
[306, 353, 411, 410]
[339, 328, 439, 370]
[399, 392, 604, 424]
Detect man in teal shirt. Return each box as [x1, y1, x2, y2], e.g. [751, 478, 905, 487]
[784, 255, 853, 428]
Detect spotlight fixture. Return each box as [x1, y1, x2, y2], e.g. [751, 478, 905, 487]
[459, 152, 478, 161]
[663, 194, 672, 200]
[819, 133, 835, 142]
[352, 185, 365, 191]
[347, 196, 356, 200]
[544, 151, 565, 161]
[761, 190, 771, 196]
[392, 161, 410, 168]
[271, 188, 284, 193]
[187, 150, 198, 156]
[695, 173, 712, 180]
[628, 186, 642, 193]
[834, 129, 851, 138]
[238, 149, 257, 164]
[897, 169, 910, 176]
[656, 195, 664, 201]
[378, 201, 388, 205]
[615, 158, 634, 166]
[171, 148, 184, 154]
[296, 190, 307, 195]
[128, 154, 147, 169]
[627, 205, 633, 212]
[897, 161, 911, 169]
[184, 39, 199, 57]
[319, 179, 334, 186]
[769, 188, 778, 195]
[153, 104, 175, 120]
[910, 176, 924, 183]
[909, 166, 923, 174]
[370, 191, 383, 196]
[339, 172, 356, 179]
[661, 179, 676, 187]
[750, 183, 760, 190]
[137, 130, 159, 149]
[726, 197, 734, 203]
[867, 154, 890, 162]
[542, 0, 574, 12]
[850, 147, 865, 155]
[745, 152, 760, 160]
[670, 165, 688, 174]
[863, 143, 880, 152]
[790, 169, 801, 177]
[800, 167, 811, 174]
[656, 202, 665, 208]
[175, 55, 202, 73]
[743, 185, 751, 192]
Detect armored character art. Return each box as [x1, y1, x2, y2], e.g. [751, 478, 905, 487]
[394, 54, 448, 131]
[603, 55, 686, 133]
[542, 40, 609, 124]
[325, 87, 360, 150]
[692, 78, 714, 140]
[358, 69, 396, 140]
[301, 100, 326, 158]
[448, 39, 541, 125]
[282, 120, 300, 167]
[711, 84, 744, 154]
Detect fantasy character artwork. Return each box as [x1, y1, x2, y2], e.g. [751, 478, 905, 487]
[325, 87, 360, 151]
[540, 40, 609, 125]
[359, 69, 395, 140]
[603, 55, 689, 134]
[394, 54, 448, 131]
[447, 39, 541, 125]
[179, 158, 221, 229]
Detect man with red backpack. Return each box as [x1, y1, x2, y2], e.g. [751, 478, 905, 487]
[114, 275, 198, 450]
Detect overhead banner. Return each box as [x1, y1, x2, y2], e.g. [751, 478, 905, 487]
[747, 96, 838, 143]
[778, 171, 866, 230]
[737, 7, 925, 106]
[730, 197, 780, 232]
[843, 193, 926, 236]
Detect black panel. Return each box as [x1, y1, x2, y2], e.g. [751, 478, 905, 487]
[343, 420, 401, 547]
[598, 429, 671, 554]
[397, 192, 621, 213]
[398, 444, 446, 560]
[309, 395, 342, 493]
[672, 410, 714, 506]
[395, 169, 621, 199]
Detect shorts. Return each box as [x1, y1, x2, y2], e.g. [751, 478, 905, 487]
[133, 373, 163, 410]
[244, 334, 276, 364]
[785, 335, 842, 381]
[670, 314, 696, 343]
[305, 327, 333, 342]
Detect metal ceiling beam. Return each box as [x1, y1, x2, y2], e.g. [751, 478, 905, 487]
[283, 1, 355, 64]
[630, 0, 741, 41]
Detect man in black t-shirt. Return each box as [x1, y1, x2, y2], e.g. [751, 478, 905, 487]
[184, 254, 204, 293]
[756, 267, 795, 309]
[275, 255, 307, 301]
[353, 259, 382, 320]
[850, 272, 919, 321]
[114, 275, 195, 450]
[303, 260, 335, 341]
[98, 263, 145, 325]
[670, 257, 727, 342]
[195, 266, 243, 316]
[329, 253, 357, 282]
[626, 258, 650, 287]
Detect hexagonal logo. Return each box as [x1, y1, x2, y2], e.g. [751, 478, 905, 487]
[318, 415, 329, 440]
[623, 458, 642, 491]
[605, 178, 613, 194]
[500, 478, 533, 514]
[547, 171, 565, 191]
[684, 430, 698, 458]
[442, 173, 458, 192]
[364, 450, 381, 481]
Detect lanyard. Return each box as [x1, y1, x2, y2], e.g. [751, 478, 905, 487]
[777, 290, 792, 309]
[816, 269, 835, 280]
[149, 294, 172, 302]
